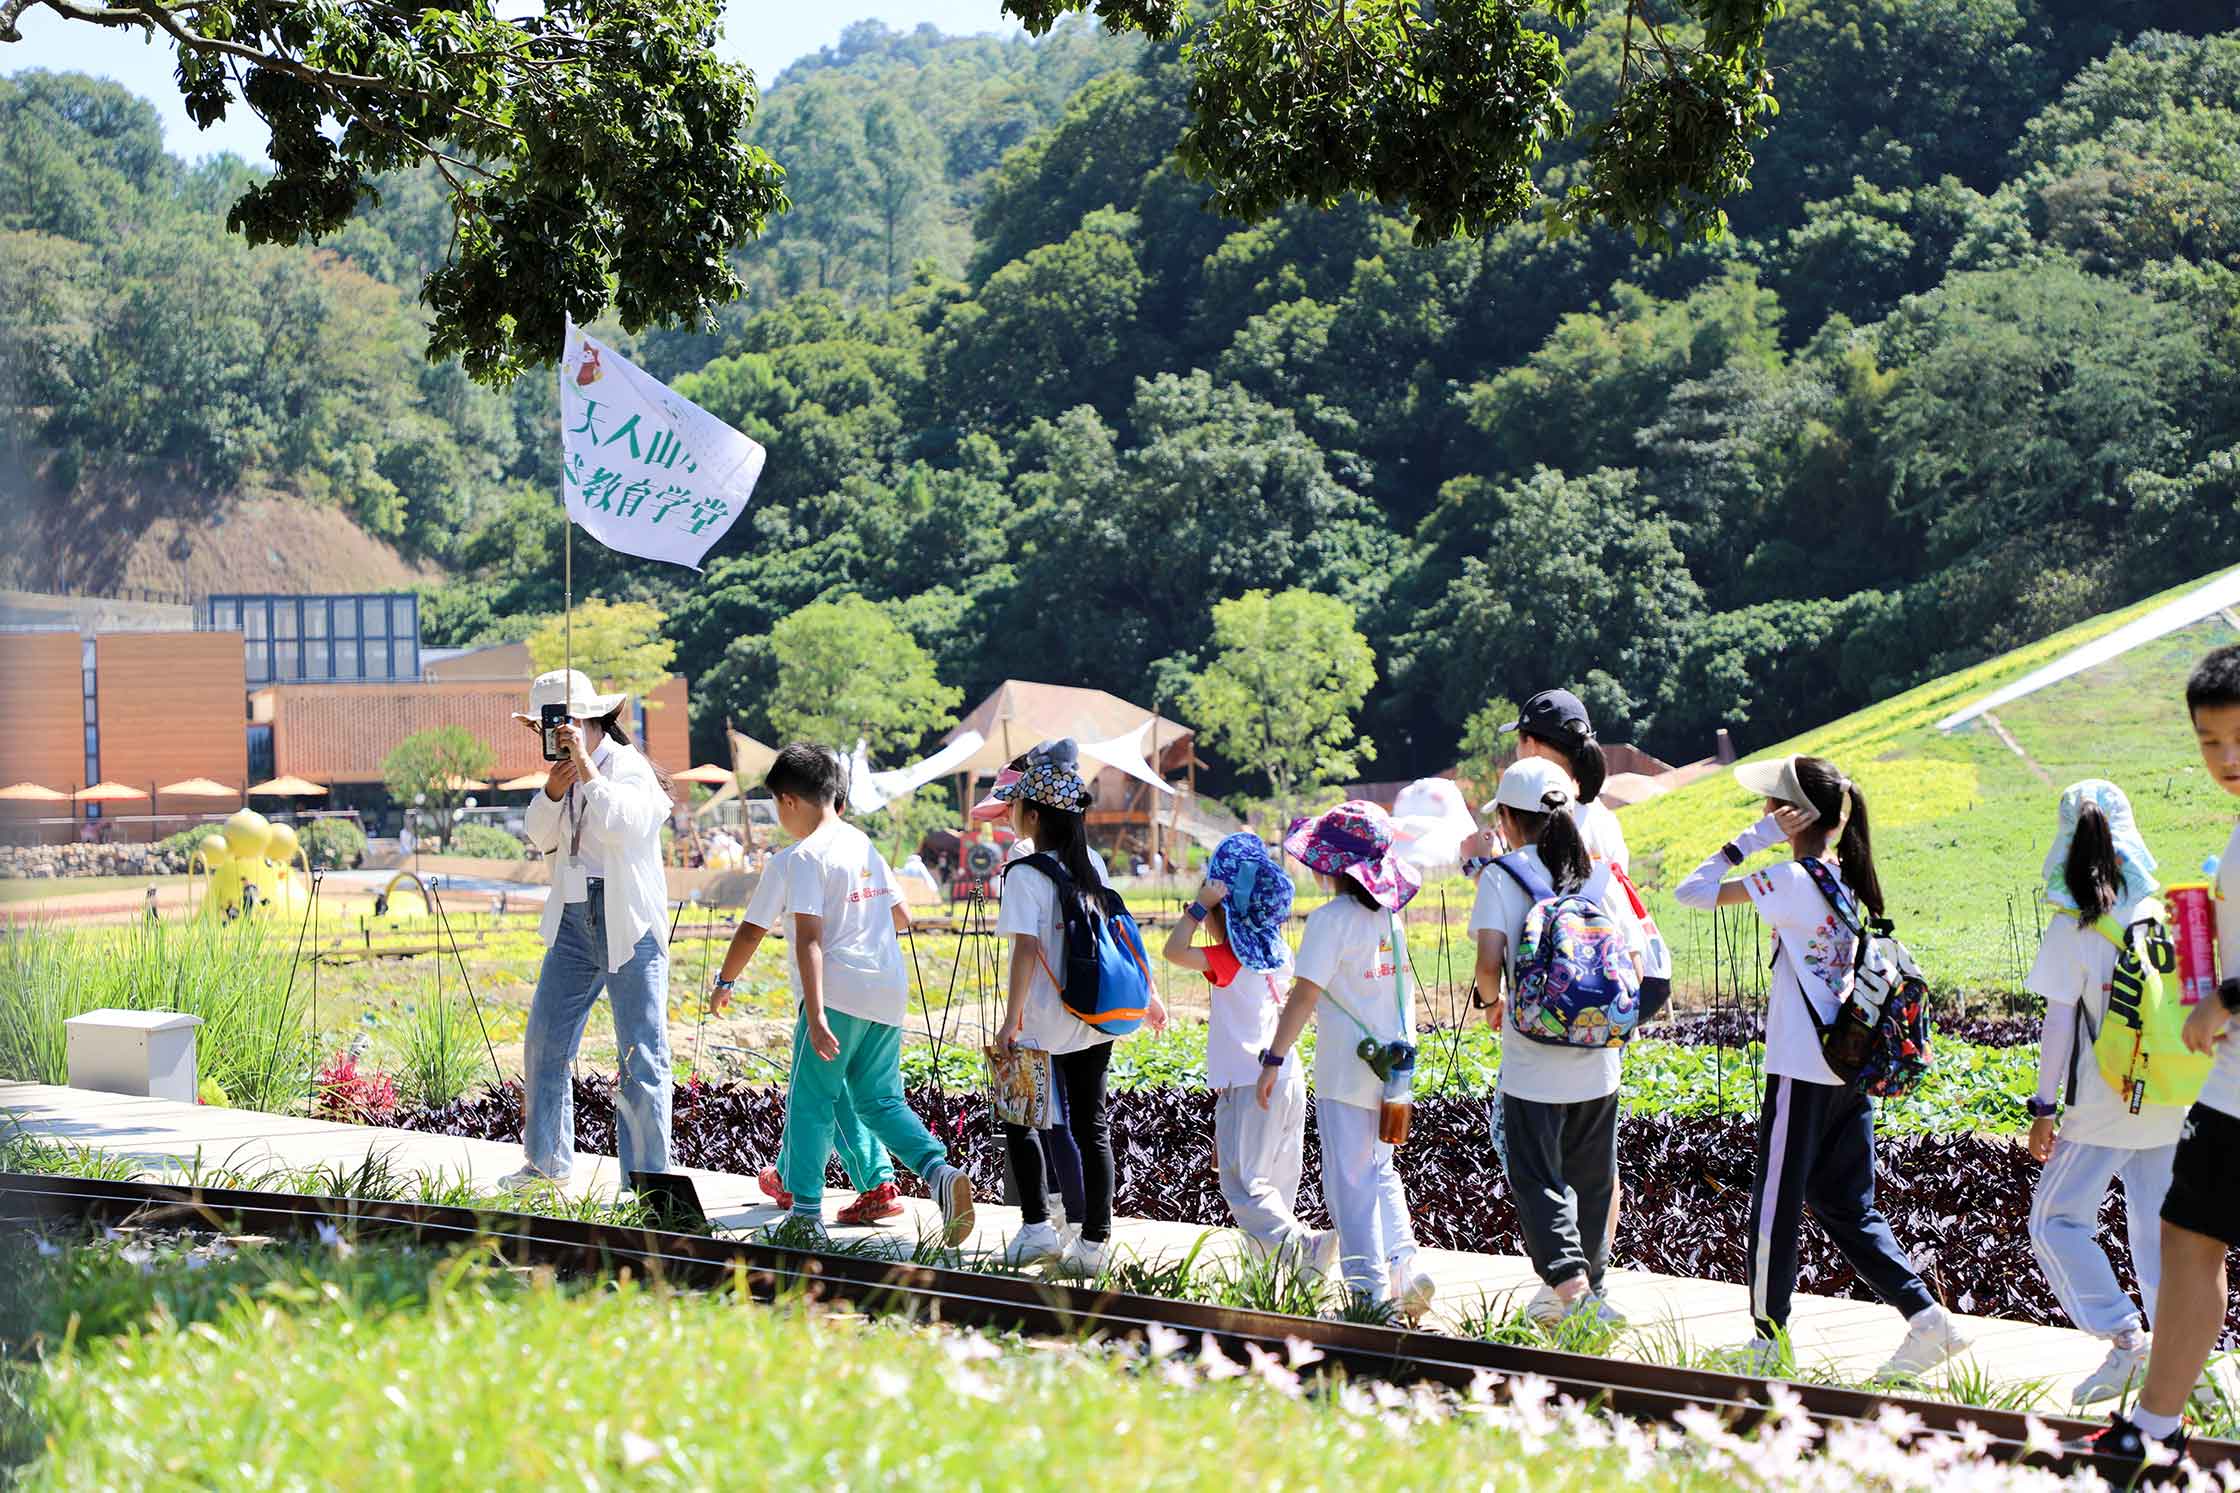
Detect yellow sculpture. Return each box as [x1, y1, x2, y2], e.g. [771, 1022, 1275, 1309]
[195, 809, 311, 919]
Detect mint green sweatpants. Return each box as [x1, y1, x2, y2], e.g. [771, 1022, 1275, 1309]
[779, 1007, 947, 1214]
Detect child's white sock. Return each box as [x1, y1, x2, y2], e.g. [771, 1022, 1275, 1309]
[2132, 1406, 2183, 1439]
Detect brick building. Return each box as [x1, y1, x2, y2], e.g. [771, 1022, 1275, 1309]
[1, 590, 690, 843]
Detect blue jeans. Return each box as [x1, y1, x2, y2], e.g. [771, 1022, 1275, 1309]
[522, 894, 671, 1178]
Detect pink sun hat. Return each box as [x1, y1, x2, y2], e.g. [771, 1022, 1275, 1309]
[969, 766, 1024, 822]
[1283, 799, 1421, 911]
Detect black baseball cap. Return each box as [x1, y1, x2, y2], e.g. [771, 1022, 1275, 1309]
[1502, 688, 1593, 740]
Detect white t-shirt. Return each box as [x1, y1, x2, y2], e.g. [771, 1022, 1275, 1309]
[997, 852, 1117, 1054]
[1579, 800, 1630, 875]
[1741, 858, 1859, 1086]
[743, 819, 907, 1028]
[2028, 913, 2187, 1149]
[1470, 850, 1641, 1104]
[2194, 821, 2240, 1121]
[1205, 941, 1297, 1092]
[1292, 897, 1412, 1111]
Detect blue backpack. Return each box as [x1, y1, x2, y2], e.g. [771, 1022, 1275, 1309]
[1495, 854, 1645, 1049]
[1017, 853, 1153, 1037]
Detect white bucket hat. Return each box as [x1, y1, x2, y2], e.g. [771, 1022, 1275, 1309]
[512, 668, 628, 724]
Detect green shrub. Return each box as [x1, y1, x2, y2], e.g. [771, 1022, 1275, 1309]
[297, 818, 367, 871]
[152, 825, 225, 869]
[447, 823, 525, 860]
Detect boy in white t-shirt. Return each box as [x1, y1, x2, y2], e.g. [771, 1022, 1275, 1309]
[1257, 801, 1433, 1318]
[1470, 757, 1645, 1331]
[2093, 645, 2240, 1465]
[1160, 832, 1335, 1272]
[714, 744, 973, 1244]
[2022, 780, 2178, 1407]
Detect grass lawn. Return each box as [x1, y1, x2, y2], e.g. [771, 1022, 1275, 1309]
[0, 1228, 2082, 1491]
[0, 875, 196, 904]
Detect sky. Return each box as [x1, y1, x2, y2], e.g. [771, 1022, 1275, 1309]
[1, 1, 1024, 163]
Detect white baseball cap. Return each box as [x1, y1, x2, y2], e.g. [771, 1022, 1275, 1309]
[1732, 754, 1809, 808]
[1485, 756, 1575, 816]
[512, 668, 628, 723]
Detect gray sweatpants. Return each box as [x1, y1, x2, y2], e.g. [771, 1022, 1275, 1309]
[1215, 1076, 1312, 1258]
[1500, 1091, 1619, 1292]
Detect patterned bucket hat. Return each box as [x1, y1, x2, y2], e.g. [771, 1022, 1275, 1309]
[1283, 799, 1421, 912]
[991, 738, 1094, 813]
[1206, 832, 1295, 972]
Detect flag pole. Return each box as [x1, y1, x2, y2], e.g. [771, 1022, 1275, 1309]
[563, 517, 573, 679]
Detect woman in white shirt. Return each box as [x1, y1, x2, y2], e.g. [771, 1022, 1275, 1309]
[2023, 780, 2177, 1407]
[505, 670, 676, 1190]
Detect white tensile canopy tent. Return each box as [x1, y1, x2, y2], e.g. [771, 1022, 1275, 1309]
[1936, 565, 2240, 732]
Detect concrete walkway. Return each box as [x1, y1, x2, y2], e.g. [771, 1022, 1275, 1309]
[4, 1079, 2113, 1399]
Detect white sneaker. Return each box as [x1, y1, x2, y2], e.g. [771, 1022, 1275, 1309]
[1300, 1228, 1341, 1282]
[1526, 1283, 1585, 1327]
[1875, 1304, 1968, 1381]
[1588, 1291, 1628, 1329]
[1052, 1233, 1108, 1279]
[1724, 1335, 1785, 1376]
[998, 1221, 1065, 1267]
[929, 1162, 976, 1247]
[498, 1164, 563, 1192]
[773, 1213, 829, 1247]
[2073, 1339, 2150, 1406]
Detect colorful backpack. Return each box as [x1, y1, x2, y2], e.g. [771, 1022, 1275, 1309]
[1495, 855, 1645, 1049]
[2071, 901, 2210, 1113]
[1017, 852, 1154, 1037]
[1794, 859, 1934, 1099]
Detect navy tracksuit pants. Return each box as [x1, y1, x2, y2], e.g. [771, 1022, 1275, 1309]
[1747, 1074, 1936, 1335]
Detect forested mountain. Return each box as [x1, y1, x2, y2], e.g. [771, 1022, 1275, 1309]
[3, 6, 2236, 786]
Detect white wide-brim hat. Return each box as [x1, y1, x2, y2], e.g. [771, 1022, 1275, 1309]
[512, 668, 628, 723]
[1732, 753, 1808, 808]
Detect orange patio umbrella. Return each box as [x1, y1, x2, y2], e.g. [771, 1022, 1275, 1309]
[74, 782, 149, 802]
[158, 777, 239, 799]
[673, 763, 737, 786]
[441, 774, 489, 791]
[247, 775, 329, 797]
[495, 771, 551, 791]
[0, 782, 67, 801]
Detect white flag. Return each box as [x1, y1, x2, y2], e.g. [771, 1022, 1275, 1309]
[558, 319, 765, 570]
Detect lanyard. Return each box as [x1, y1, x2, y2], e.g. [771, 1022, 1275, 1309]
[1321, 912, 1409, 1041]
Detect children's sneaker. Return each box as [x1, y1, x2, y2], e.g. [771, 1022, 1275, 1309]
[998, 1221, 1064, 1267]
[1874, 1303, 1968, 1382]
[928, 1163, 976, 1246]
[835, 1182, 904, 1227]
[1723, 1335, 1786, 1377]
[2083, 1411, 2189, 1472]
[1587, 1291, 1628, 1329]
[2072, 1339, 2151, 1406]
[1053, 1233, 1108, 1280]
[1525, 1283, 1589, 1327]
[756, 1166, 793, 1210]
[498, 1164, 563, 1192]
[771, 1212, 829, 1247]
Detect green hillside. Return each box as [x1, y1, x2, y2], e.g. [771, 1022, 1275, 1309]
[1626, 568, 2240, 998]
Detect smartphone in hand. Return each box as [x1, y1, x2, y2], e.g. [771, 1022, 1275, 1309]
[540, 703, 568, 763]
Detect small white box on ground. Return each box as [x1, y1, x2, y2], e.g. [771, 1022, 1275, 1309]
[64, 1009, 203, 1103]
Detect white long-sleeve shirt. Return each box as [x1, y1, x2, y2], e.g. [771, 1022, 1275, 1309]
[524, 740, 671, 972]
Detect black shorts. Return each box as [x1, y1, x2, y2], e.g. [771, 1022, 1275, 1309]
[2161, 1102, 2240, 1248]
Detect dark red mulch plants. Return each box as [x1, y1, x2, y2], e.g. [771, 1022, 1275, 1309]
[397, 1077, 2236, 1341]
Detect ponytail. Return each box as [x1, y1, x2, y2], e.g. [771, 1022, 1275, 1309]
[1024, 803, 1103, 907]
[2064, 801, 2120, 920]
[1796, 755, 1883, 918]
[1522, 726, 1606, 805]
[1501, 792, 1591, 896]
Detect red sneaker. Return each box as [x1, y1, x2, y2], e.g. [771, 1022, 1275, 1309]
[835, 1182, 903, 1226]
[757, 1166, 793, 1210]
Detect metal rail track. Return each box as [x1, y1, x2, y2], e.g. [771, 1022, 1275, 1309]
[4, 1171, 2223, 1478]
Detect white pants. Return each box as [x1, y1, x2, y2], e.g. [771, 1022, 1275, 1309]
[2028, 1137, 2176, 1339]
[1216, 1077, 1310, 1258]
[1318, 1097, 1417, 1299]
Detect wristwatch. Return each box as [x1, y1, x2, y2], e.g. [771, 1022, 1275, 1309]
[1470, 984, 1495, 1011]
[1258, 1048, 1285, 1068]
[712, 976, 736, 992]
[1185, 901, 1210, 923]
[2025, 1098, 2058, 1120]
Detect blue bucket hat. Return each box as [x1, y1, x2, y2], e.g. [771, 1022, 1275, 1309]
[1205, 832, 1294, 972]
